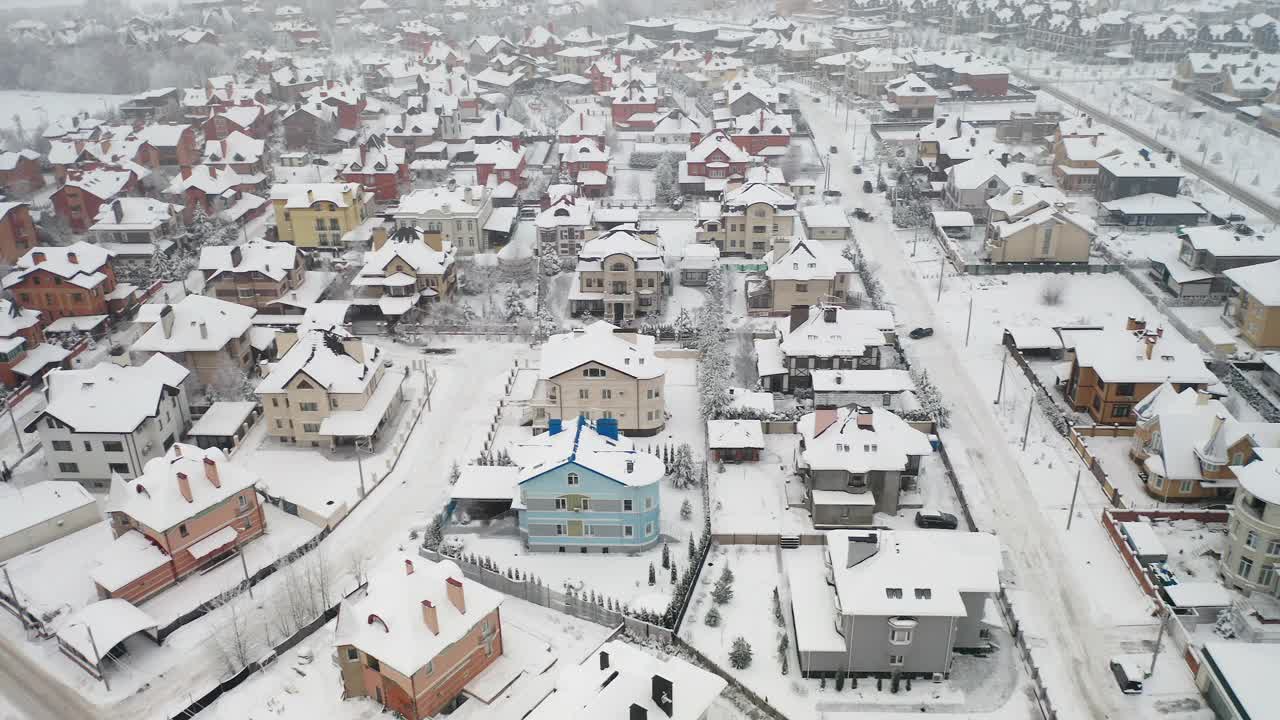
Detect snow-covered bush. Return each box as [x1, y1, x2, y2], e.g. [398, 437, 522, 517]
[729, 637, 753, 669]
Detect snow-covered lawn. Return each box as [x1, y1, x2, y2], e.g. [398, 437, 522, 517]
[0, 91, 130, 132]
[710, 435, 808, 537]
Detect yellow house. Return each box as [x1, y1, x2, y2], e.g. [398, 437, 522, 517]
[984, 186, 1096, 264]
[270, 183, 369, 250]
[1225, 260, 1280, 349]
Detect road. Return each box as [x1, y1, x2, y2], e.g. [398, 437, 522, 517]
[796, 86, 1127, 719]
[0, 628, 100, 720]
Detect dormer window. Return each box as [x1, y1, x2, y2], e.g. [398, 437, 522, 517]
[567, 472, 579, 486]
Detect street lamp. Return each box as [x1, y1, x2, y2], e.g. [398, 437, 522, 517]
[234, 519, 255, 599]
[354, 436, 372, 497]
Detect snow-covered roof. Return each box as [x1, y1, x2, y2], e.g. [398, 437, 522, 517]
[802, 204, 850, 229]
[945, 156, 1023, 191]
[106, 443, 257, 532]
[203, 131, 266, 166]
[199, 239, 300, 281]
[451, 465, 520, 502]
[5, 242, 111, 288]
[359, 237, 454, 279]
[189, 401, 257, 437]
[1096, 150, 1184, 179]
[398, 185, 488, 216]
[707, 419, 764, 449]
[886, 73, 939, 98]
[527, 640, 726, 720]
[0, 480, 95, 539]
[755, 337, 785, 376]
[825, 529, 1001, 617]
[256, 327, 382, 395]
[687, 129, 749, 163]
[578, 225, 662, 264]
[724, 181, 795, 211]
[558, 111, 607, 138]
[32, 354, 189, 434]
[0, 299, 41, 339]
[799, 405, 932, 474]
[270, 183, 362, 209]
[782, 306, 887, 358]
[1233, 448, 1280, 505]
[1225, 259, 1280, 306]
[90, 198, 179, 232]
[1181, 225, 1279, 259]
[474, 140, 524, 170]
[515, 415, 663, 488]
[535, 195, 590, 229]
[1100, 193, 1205, 217]
[765, 238, 853, 282]
[132, 295, 255, 353]
[811, 369, 913, 393]
[335, 554, 503, 677]
[1072, 329, 1215, 385]
[539, 321, 663, 380]
[56, 600, 158, 667]
[1202, 641, 1280, 719]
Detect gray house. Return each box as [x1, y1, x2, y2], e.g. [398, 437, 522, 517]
[787, 529, 1001, 679]
[1095, 149, 1184, 202]
[796, 405, 933, 526]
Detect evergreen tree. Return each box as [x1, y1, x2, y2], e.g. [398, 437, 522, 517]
[673, 308, 695, 346]
[503, 284, 529, 321]
[648, 562, 656, 586]
[704, 606, 721, 627]
[729, 637, 753, 669]
[680, 498, 693, 521]
[669, 562, 677, 584]
[711, 566, 734, 604]
[448, 461, 461, 484]
[688, 533, 697, 563]
[661, 542, 670, 569]
[654, 152, 679, 205]
[533, 307, 559, 341]
[671, 443, 697, 488]
[540, 242, 562, 276]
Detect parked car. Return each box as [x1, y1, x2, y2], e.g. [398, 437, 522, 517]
[671, 195, 685, 210]
[914, 510, 958, 529]
[852, 208, 872, 221]
[862, 180, 874, 193]
[812, 96, 822, 103]
[1109, 659, 1144, 695]
[829, 145, 839, 154]
[852, 165, 863, 174]
[908, 327, 934, 340]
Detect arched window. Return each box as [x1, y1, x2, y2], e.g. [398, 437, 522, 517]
[567, 472, 579, 486]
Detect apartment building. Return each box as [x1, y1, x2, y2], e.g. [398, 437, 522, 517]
[532, 322, 666, 436]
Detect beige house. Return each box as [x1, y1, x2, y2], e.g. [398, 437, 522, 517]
[1222, 449, 1280, 595]
[752, 237, 855, 314]
[353, 226, 457, 320]
[130, 295, 257, 386]
[256, 326, 404, 449]
[984, 186, 1096, 263]
[695, 182, 797, 259]
[568, 225, 664, 323]
[531, 321, 666, 436]
[199, 240, 307, 311]
[1225, 260, 1280, 349]
[394, 185, 494, 254]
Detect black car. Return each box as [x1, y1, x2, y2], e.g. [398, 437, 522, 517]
[908, 327, 934, 340]
[852, 208, 872, 221]
[862, 180, 874, 193]
[915, 511, 959, 530]
[852, 165, 863, 175]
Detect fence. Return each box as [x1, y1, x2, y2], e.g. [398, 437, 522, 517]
[997, 588, 1061, 720]
[417, 547, 674, 644]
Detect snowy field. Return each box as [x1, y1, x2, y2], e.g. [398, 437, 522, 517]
[0, 91, 131, 132]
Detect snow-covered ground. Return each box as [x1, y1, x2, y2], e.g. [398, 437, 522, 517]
[0, 91, 130, 132]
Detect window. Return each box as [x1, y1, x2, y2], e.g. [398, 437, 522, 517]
[103, 441, 123, 452]
[645, 497, 653, 510]
[645, 522, 654, 535]
[601, 389, 612, 399]
[366, 656, 380, 671]
[796, 283, 808, 293]
[58, 462, 79, 473]
[1116, 383, 1136, 397]
[1260, 564, 1277, 588]
[1239, 556, 1254, 579]
[579, 388, 590, 399]
[555, 498, 568, 510]
[555, 524, 566, 536]
[108, 463, 129, 474]
[1113, 404, 1132, 418]
[331, 398, 339, 409]
[271, 398, 279, 407]
[1179, 479, 1195, 494]
[888, 654, 905, 666]
[623, 499, 633, 511]
[299, 402, 319, 412]
[1266, 539, 1280, 556]
[1247, 530, 1260, 549]
[1040, 226, 1053, 256]
[52, 440, 72, 451]
[567, 473, 579, 486]
[83, 441, 92, 451]
[302, 423, 321, 433]
[179, 524, 189, 538]
[346, 648, 359, 661]
[583, 368, 605, 378]
[752, 225, 767, 233]
[239, 494, 249, 510]
[624, 525, 634, 537]
[581, 498, 590, 511]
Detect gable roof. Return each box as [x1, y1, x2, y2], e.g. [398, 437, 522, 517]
[131, 295, 255, 353]
[765, 237, 853, 281]
[514, 415, 663, 487]
[199, 239, 299, 281]
[539, 321, 663, 380]
[256, 326, 381, 394]
[3, 242, 113, 290]
[106, 443, 256, 531]
[31, 354, 189, 434]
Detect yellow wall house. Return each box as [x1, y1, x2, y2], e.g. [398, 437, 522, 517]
[271, 183, 369, 250]
[1225, 259, 1280, 349]
[984, 186, 1096, 264]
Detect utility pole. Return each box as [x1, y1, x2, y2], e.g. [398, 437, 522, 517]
[964, 297, 974, 347]
[2, 566, 26, 630]
[1066, 469, 1082, 529]
[236, 521, 253, 599]
[355, 437, 368, 497]
[82, 623, 109, 690]
[1148, 610, 1168, 677]
[6, 399, 22, 454]
[995, 352, 1007, 405]
[1021, 391, 1035, 451]
[936, 257, 945, 302]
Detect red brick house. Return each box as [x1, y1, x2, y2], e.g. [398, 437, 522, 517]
[165, 165, 266, 223]
[2, 242, 124, 320]
[203, 103, 272, 140]
[560, 139, 611, 198]
[137, 124, 201, 167]
[303, 81, 367, 131]
[730, 109, 792, 156]
[270, 65, 325, 102]
[681, 130, 751, 194]
[608, 80, 659, 128]
[474, 140, 526, 188]
[338, 135, 409, 202]
[0, 150, 44, 194]
[557, 111, 608, 149]
[0, 298, 45, 387]
[0, 202, 38, 265]
[202, 131, 268, 174]
[954, 58, 1009, 96]
[50, 167, 143, 233]
[282, 101, 339, 150]
[94, 444, 267, 604]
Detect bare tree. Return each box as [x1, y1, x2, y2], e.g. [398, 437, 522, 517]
[209, 590, 259, 674]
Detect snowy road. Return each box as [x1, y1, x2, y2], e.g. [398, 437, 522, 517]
[0, 629, 97, 720]
[796, 89, 1127, 719]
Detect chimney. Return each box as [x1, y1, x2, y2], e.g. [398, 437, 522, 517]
[1091, 135, 1098, 147]
[1000, 152, 1009, 167]
[1144, 334, 1156, 360]
[1196, 390, 1210, 406]
[597, 417, 619, 440]
[856, 405, 874, 431]
[704, 50, 711, 64]
[789, 304, 810, 332]
[67, 252, 78, 264]
[405, 558, 415, 575]
[199, 321, 208, 339]
[1165, 150, 1174, 164]
[548, 418, 563, 435]
[160, 304, 175, 338]
[203, 457, 221, 488]
[615, 52, 622, 71]
[651, 674, 673, 717]
[630, 705, 648, 720]
[421, 600, 439, 634]
[626, 459, 635, 474]
[846, 533, 879, 568]
[230, 245, 242, 268]
[823, 306, 837, 323]
[1085, 116, 1092, 128]
[464, 186, 474, 203]
[599, 650, 610, 670]
[209, 165, 218, 178]
[31, 251, 45, 264]
[814, 407, 838, 436]
[112, 199, 123, 223]
[446, 576, 466, 614]
[1012, 188, 1023, 205]
[177, 471, 193, 503]
[181, 165, 192, 180]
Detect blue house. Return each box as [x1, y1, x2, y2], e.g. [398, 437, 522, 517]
[514, 416, 663, 553]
